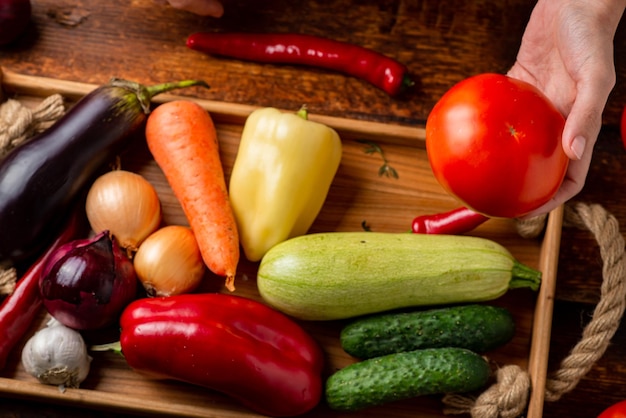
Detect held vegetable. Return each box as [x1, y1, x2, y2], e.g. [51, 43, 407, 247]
[325, 347, 491, 411]
[426, 73, 568, 218]
[257, 232, 541, 320]
[0, 78, 207, 268]
[340, 304, 515, 359]
[229, 107, 342, 262]
[119, 293, 324, 417]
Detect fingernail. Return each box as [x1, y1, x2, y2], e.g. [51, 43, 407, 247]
[571, 136, 586, 160]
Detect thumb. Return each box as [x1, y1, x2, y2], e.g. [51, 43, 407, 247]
[561, 75, 614, 162]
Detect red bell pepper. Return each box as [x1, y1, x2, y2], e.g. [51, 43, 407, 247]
[119, 293, 324, 417]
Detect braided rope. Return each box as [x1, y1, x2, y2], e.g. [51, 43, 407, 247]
[0, 94, 66, 295]
[443, 202, 626, 417]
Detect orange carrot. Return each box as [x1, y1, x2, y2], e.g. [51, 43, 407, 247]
[145, 100, 239, 291]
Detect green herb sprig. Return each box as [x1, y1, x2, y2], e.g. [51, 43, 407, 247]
[357, 140, 398, 179]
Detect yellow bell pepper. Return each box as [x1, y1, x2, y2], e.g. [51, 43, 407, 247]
[229, 107, 342, 262]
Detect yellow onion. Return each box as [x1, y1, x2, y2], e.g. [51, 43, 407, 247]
[86, 170, 161, 254]
[133, 225, 206, 297]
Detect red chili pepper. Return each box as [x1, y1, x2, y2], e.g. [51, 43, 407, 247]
[411, 206, 489, 235]
[119, 293, 324, 417]
[186, 32, 413, 97]
[0, 209, 84, 370]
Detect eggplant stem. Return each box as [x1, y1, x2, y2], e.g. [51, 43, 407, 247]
[109, 78, 210, 114]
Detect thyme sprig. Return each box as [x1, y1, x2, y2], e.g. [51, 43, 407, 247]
[357, 139, 399, 179]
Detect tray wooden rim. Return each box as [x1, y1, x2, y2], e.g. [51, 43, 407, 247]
[0, 68, 561, 418]
[1, 69, 424, 143]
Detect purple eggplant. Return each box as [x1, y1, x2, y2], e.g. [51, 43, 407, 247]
[0, 78, 208, 267]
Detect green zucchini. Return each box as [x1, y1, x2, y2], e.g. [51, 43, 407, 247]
[325, 347, 490, 411]
[257, 232, 541, 320]
[340, 304, 515, 359]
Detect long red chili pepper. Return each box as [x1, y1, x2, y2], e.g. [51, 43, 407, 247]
[411, 206, 489, 235]
[186, 32, 413, 97]
[0, 210, 84, 370]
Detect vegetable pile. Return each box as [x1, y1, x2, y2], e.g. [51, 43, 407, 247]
[0, 73, 548, 416]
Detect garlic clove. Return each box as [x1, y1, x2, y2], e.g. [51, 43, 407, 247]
[21, 318, 92, 389]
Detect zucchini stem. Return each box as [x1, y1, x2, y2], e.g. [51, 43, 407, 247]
[509, 261, 542, 291]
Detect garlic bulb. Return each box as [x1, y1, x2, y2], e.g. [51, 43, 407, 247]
[85, 170, 162, 254]
[21, 318, 92, 390]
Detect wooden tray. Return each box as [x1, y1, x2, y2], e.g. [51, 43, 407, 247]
[0, 69, 562, 418]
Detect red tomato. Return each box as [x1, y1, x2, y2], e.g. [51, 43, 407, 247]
[622, 107, 626, 148]
[426, 73, 569, 218]
[599, 400, 626, 418]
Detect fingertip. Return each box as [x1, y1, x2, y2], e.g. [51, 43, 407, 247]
[568, 135, 586, 160]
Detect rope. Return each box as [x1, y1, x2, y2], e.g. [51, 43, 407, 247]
[0, 94, 66, 296]
[0, 269, 17, 296]
[0, 94, 65, 157]
[443, 202, 626, 417]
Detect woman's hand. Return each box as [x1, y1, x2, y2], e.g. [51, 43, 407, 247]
[156, 0, 224, 17]
[508, 0, 625, 217]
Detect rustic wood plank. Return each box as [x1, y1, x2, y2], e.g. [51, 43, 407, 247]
[1, 0, 626, 416]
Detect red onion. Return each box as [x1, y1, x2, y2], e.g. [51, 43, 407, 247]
[0, 0, 31, 46]
[39, 231, 138, 330]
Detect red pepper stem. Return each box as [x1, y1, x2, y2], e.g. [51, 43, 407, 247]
[296, 105, 309, 120]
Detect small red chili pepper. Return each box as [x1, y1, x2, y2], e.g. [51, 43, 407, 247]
[0, 209, 84, 370]
[119, 293, 324, 417]
[411, 206, 489, 235]
[186, 32, 414, 97]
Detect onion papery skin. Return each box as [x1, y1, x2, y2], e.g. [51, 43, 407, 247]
[85, 170, 162, 254]
[0, 0, 31, 45]
[39, 231, 138, 331]
[134, 225, 206, 297]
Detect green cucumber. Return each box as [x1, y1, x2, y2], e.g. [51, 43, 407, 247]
[340, 304, 515, 359]
[325, 347, 490, 411]
[257, 232, 541, 320]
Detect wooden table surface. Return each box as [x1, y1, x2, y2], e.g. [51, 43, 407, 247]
[1, 0, 626, 417]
